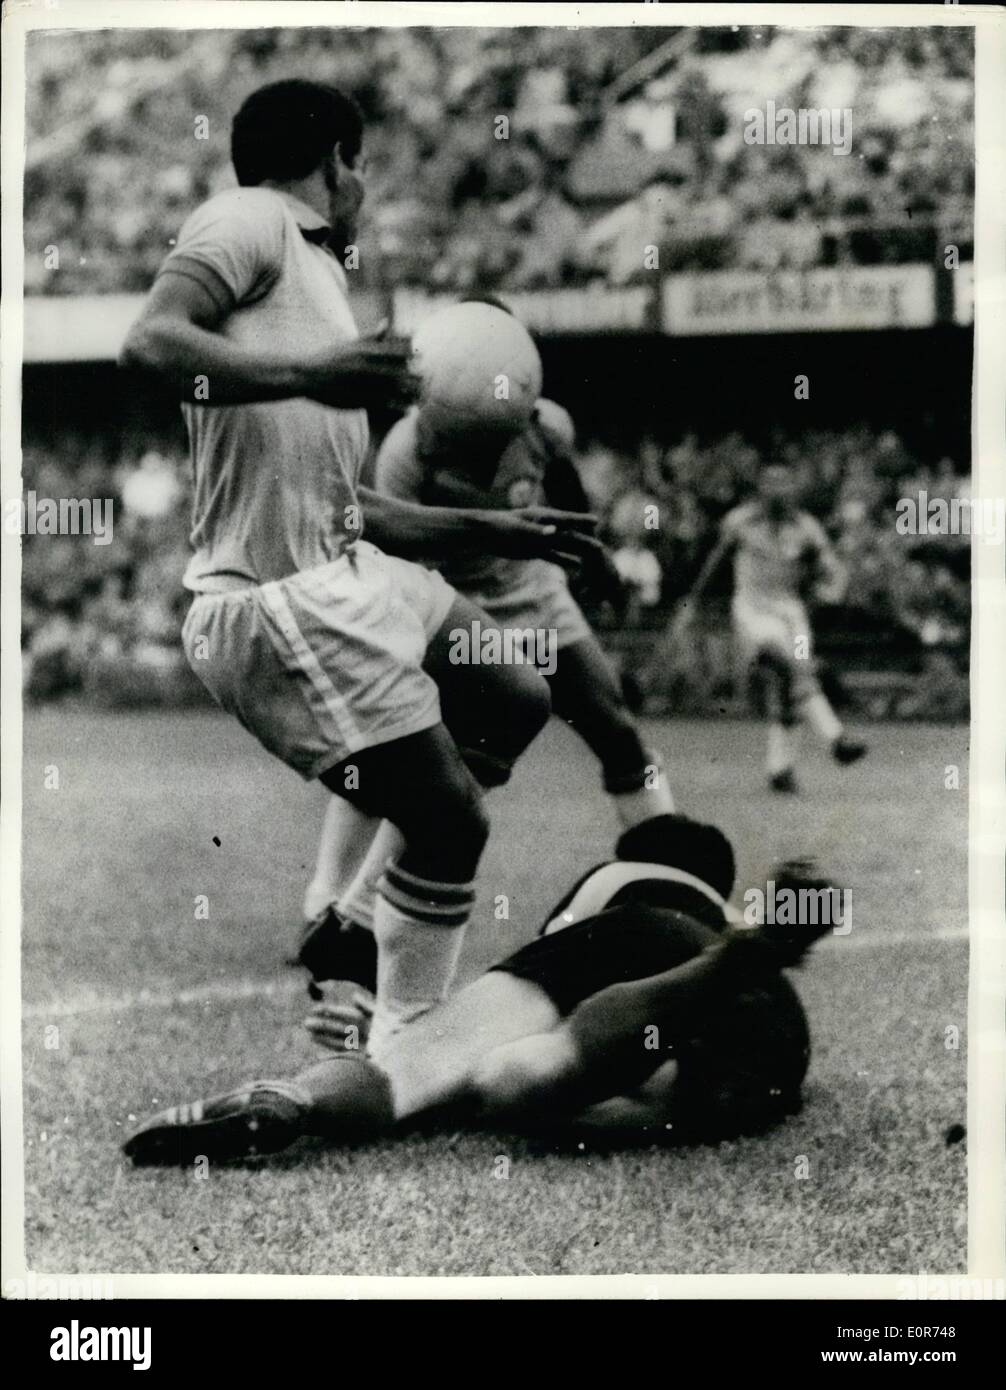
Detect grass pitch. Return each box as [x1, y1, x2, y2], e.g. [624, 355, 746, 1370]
[19, 707, 967, 1276]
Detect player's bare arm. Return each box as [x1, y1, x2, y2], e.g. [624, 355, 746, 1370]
[806, 523, 848, 605]
[674, 524, 738, 633]
[425, 467, 507, 510]
[357, 486, 602, 572]
[416, 468, 621, 592]
[119, 271, 418, 411]
[690, 526, 738, 602]
[568, 1066, 680, 1133]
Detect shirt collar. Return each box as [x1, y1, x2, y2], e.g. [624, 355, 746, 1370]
[274, 190, 332, 243]
[543, 860, 739, 936]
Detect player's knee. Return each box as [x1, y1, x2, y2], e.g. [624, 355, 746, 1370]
[754, 650, 795, 718]
[470, 1032, 578, 1116]
[792, 670, 820, 707]
[506, 663, 552, 745]
[755, 649, 788, 685]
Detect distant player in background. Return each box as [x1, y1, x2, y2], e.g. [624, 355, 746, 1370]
[299, 299, 676, 988]
[124, 813, 833, 1166]
[675, 464, 867, 792]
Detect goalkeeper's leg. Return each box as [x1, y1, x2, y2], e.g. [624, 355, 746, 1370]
[123, 972, 558, 1166]
[468, 922, 819, 1122]
[122, 1059, 397, 1167]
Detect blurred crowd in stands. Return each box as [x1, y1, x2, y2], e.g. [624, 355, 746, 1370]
[21, 431, 197, 708]
[21, 425, 970, 717]
[25, 25, 973, 296]
[20, 23, 972, 716]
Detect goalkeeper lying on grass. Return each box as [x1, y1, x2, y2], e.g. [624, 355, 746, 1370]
[124, 814, 836, 1165]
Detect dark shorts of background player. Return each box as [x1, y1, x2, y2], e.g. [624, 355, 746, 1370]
[490, 903, 811, 1143]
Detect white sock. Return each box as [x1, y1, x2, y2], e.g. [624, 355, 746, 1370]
[802, 692, 843, 745]
[367, 862, 474, 1061]
[335, 820, 405, 931]
[767, 722, 797, 776]
[303, 798, 379, 923]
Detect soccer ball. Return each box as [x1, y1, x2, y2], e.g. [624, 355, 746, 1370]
[411, 302, 543, 437]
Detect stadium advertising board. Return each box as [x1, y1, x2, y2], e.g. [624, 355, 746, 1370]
[662, 264, 937, 335]
[23, 266, 965, 364]
[393, 285, 653, 336]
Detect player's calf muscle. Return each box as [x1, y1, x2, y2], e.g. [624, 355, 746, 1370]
[594, 716, 650, 784]
[399, 783, 489, 881]
[547, 642, 650, 779]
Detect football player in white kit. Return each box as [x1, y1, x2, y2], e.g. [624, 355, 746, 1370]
[675, 464, 866, 792]
[120, 81, 598, 1057]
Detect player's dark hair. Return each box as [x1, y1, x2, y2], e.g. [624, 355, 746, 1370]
[231, 80, 363, 186]
[615, 813, 737, 902]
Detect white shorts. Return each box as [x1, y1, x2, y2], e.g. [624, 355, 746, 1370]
[732, 593, 817, 700]
[182, 542, 457, 779]
[465, 560, 590, 651]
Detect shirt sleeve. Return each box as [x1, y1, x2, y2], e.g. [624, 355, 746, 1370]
[801, 513, 847, 599]
[374, 416, 427, 502]
[157, 189, 284, 313]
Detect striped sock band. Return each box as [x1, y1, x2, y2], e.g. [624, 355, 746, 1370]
[377, 861, 475, 928]
[368, 865, 476, 1059]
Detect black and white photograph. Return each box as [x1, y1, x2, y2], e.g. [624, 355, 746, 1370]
[2, 0, 1003, 1315]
